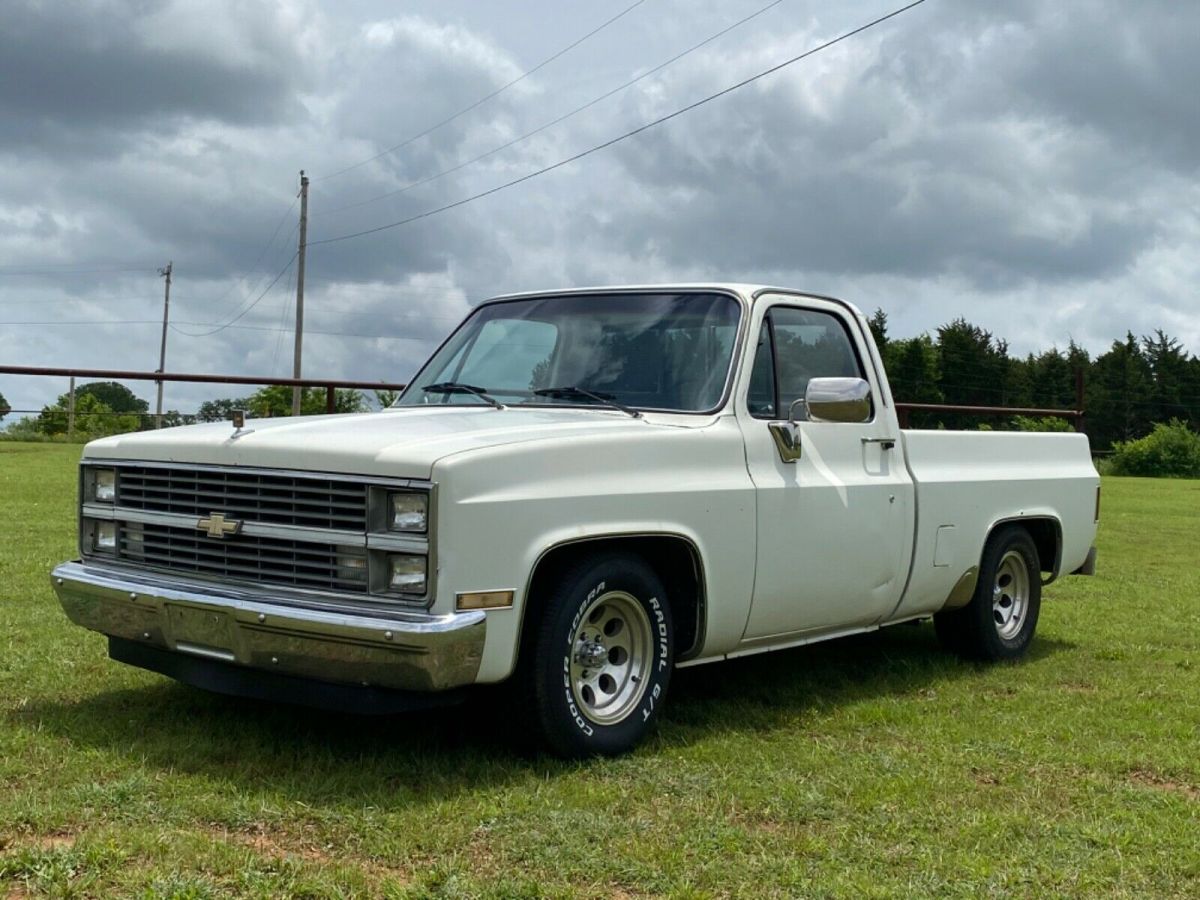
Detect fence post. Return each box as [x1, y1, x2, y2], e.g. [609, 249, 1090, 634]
[325, 385, 336, 414]
[67, 375, 76, 439]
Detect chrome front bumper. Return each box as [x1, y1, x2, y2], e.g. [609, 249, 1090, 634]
[51, 561, 485, 691]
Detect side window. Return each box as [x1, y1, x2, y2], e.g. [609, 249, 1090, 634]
[747, 329, 776, 418]
[749, 307, 866, 420]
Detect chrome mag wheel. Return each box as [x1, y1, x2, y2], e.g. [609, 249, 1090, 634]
[992, 549, 1030, 640]
[570, 590, 653, 726]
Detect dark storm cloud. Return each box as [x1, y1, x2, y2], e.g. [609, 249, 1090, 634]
[594, 0, 1196, 291]
[0, 1, 309, 153]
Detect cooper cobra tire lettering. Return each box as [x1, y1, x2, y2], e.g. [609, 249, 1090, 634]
[527, 554, 673, 758]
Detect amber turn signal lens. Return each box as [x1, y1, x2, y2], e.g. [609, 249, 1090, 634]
[456, 590, 514, 611]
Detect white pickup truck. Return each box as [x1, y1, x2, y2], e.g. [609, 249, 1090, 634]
[53, 285, 1099, 756]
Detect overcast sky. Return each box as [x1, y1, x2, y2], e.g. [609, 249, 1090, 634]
[1, 0, 1197, 415]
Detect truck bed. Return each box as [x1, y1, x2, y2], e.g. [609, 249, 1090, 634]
[893, 430, 1099, 620]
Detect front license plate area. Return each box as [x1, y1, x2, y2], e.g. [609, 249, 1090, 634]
[164, 604, 238, 661]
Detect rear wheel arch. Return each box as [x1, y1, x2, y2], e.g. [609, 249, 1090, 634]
[518, 534, 706, 671]
[984, 515, 1061, 582]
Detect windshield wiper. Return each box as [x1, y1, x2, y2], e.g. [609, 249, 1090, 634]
[532, 386, 641, 419]
[422, 382, 504, 409]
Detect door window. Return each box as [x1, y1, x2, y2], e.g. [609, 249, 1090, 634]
[748, 307, 866, 420]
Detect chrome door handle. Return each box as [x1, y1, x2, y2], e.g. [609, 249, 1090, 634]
[861, 437, 898, 450]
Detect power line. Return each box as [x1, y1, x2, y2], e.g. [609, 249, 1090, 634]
[0, 265, 158, 276]
[324, 0, 786, 217]
[313, 0, 653, 182]
[169, 252, 298, 337]
[176, 195, 299, 317]
[309, 0, 928, 247]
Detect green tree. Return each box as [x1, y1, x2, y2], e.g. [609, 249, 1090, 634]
[0, 390, 9, 424]
[1025, 347, 1075, 409]
[867, 308, 889, 350]
[56, 381, 148, 415]
[374, 388, 402, 409]
[1087, 334, 1154, 449]
[935, 319, 1015, 427]
[36, 393, 140, 437]
[1142, 330, 1192, 427]
[884, 335, 942, 427]
[243, 386, 368, 418]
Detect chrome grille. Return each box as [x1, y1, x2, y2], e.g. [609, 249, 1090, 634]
[115, 465, 368, 531]
[119, 522, 368, 594]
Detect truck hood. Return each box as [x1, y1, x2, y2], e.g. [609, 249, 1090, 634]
[83, 406, 701, 479]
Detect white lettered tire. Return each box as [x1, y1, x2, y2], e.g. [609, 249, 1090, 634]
[526, 553, 674, 757]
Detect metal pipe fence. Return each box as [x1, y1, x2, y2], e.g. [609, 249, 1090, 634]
[1, 364, 1086, 436]
[0, 365, 407, 437]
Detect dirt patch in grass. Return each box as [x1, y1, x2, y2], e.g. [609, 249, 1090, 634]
[1128, 770, 1199, 801]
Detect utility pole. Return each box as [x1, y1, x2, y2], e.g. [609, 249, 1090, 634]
[291, 171, 309, 416]
[155, 261, 173, 429]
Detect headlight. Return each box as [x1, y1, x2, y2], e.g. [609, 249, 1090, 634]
[94, 469, 116, 503]
[388, 554, 427, 594]
[94, 521, 117, 552]
[388, 493, 427, 533]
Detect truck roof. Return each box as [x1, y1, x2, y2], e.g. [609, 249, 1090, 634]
[484, 284, 866, 316]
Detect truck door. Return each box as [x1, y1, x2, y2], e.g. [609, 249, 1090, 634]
[736, 296, 915, 641]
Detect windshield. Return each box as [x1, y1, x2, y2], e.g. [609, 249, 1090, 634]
[397, 292, 742, 413]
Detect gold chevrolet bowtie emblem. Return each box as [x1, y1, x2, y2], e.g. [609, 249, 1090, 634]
[197, 513, 242, 539]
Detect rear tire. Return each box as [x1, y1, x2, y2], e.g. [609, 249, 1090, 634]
[935, 525, 1042, 661]
[524, 553, 674, 758]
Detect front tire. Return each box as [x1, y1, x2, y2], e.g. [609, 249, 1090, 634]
[935, 525, 1042, 661]
[526, 553, 674, 757]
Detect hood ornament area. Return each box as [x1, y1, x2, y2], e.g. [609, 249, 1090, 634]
[230, 409, 253, 439]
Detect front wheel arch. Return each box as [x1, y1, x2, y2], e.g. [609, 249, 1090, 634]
[516, 534, 706, 674]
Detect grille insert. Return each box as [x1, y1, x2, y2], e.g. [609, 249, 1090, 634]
[115, 466, 368, 531]
[120, 522, 368, 594]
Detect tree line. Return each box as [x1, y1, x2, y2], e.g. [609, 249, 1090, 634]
[868, 311, 1200, 450]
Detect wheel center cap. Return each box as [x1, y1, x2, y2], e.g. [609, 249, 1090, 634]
[575, 640, 607, 668]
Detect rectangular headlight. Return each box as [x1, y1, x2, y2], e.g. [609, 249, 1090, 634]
[389, 493, 428, 533]
[94, 521, 117, 552]
[94, 469, 116, 503]
[388, 554, 427, 594]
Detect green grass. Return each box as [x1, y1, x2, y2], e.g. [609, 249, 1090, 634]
[2, 441, 1197, 898]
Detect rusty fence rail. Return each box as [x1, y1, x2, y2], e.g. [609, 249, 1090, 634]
[1, 364, 1085, 435]
[0, 365, 407, 434]
[894, 402, 1084, 431]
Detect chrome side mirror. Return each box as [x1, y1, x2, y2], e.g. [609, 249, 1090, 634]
[805, 377, 872, 424]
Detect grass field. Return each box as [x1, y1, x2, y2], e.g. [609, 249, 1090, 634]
[1, 441, 1197, 898]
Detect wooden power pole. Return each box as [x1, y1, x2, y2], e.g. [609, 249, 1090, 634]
[155, 261, 173, 428]
[291, 171, 309, 416]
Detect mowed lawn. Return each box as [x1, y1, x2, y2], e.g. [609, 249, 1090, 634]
[1, 442, 1197, 899]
